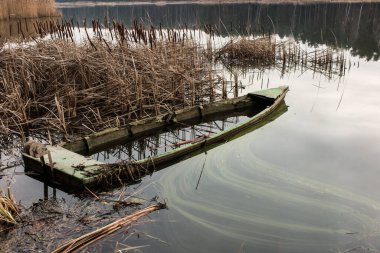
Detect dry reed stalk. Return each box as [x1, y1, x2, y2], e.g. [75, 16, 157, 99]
[0, 0, 60, 20]
[81, 161, 150, 187]
[0, 188, 19, 226]
[52, 203, 166, 253]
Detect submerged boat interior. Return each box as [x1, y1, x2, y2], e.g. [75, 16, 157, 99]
[22, 86, 289, 192]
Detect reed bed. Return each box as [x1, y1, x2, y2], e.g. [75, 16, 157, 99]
[0, 188, 19, 226]
[0, 19, 347, 140]
[0, 0, 60, 20]
[0, 37, 217, 139]
[216, 37, 347, 78]
[216, 37, 276, 67]
[0, 17, 59, 43]
[276, 41, 347, 77]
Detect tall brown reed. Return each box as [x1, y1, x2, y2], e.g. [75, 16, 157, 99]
[0, 0, 60, 20]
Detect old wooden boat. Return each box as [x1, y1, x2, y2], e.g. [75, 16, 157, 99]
[22, 86, 289, 190]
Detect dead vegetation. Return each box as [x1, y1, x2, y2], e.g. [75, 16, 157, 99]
[53, 203, 165, 253]
[0, 0, 60, 20]
[0, 17, 60, 43]
[0, 19, 348, 141]
[85, 162, 151, 188]
[216, 37, 276, 67]
[216, 37, 347, 77]
[0, 187, 164, 252]
[0, 188, 19, 226]
[0, 37, 217, 139]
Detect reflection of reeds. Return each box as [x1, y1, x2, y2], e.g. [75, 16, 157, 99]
[0, 0, 60, 20]
[0, 188, 19, 226]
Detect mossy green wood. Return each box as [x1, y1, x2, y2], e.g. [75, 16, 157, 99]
[250, 86, 288, 100]
[22, 146, 105, 187]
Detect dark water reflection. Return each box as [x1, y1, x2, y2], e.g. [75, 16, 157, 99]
[1, 2, 380, 253]
[124, 56, 380, 253]
[57, 2, 380, 60]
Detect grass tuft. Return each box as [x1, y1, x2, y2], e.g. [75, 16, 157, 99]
[0, 188, 19, 226]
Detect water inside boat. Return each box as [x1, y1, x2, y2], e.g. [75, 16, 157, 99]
[92, 104, 271, 163]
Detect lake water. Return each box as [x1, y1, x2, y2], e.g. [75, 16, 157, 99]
[1, 2, 380, 252]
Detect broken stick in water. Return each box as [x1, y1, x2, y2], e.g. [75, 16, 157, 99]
[52, 203, 166, 253]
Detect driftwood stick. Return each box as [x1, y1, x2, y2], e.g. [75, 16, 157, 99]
[52, 203, 166, 253]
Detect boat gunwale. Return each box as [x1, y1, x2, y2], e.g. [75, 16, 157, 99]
[134, 86, 289, 167]
[22, 86, 289, 190]
[83, 85, 289, 185]
[60, 87, 287, 154]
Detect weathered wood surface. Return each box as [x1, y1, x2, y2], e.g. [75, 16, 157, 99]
[23, 145, 104, 189]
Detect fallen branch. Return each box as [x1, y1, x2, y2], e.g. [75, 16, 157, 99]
[52, 203, 166, 253]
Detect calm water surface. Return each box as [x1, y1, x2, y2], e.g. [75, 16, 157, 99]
[1, 2, 380, 252]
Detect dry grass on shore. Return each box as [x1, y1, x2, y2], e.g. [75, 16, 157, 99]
[0, 0, 60, 20]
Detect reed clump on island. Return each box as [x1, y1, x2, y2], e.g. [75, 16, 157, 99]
[0, 0, 60, 20]
[216, 36, 347, 76]
[216, 37, 276, 67]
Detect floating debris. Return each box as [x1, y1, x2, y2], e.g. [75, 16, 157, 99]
[0, 186, 162, 252]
